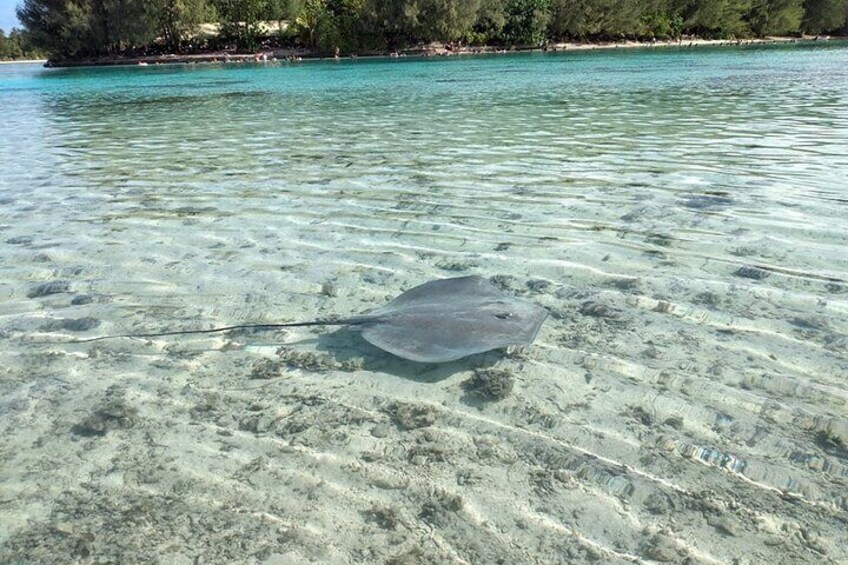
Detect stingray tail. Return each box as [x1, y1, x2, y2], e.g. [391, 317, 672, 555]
[74, 318, 363, 344]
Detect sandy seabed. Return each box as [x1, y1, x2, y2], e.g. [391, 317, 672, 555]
[1, 269, 845, 564]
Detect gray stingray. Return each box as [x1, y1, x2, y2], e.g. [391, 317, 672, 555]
[342, 275, 548, 362]
[81, 275, 548, 363]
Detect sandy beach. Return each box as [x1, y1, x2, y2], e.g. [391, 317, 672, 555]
[0, 59, 47, 65]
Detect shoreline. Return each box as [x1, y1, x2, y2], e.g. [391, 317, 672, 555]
[0, 59, 48, 65]
[39, 35, 841, 68]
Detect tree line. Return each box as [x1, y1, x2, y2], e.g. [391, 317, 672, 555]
[15, 0, 848, 60]
[0, 27, 44, 59]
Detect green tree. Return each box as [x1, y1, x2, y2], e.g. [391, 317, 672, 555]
[329, 0, 370, 51]
[13, 0, 840, 60]
[598, 0, 656, 37]
[413, 0, 481, 42]
[802, 0, 848, 32]
[293, 0, 369, 52]
[470, 0, 506, 43]
[215, 0, 267, 50]
[294, 0, 332, 47]
[640, 10, 685, 38]
[359, 0, 415, 49]
[549, 0, 653, 39]
[503, 0, 550, 44]
[548, 0, 590, 37]
[0, 28, 20, 59]
[748, 0, 804, 34]
[674, 0, 753, 37]
[0, 27, 45, 59]
[12, 28, 45, 58]
[157, 0, 216, 52]
[104, 0, 160, 51]
[18, 0, 162, 57]
[18, 0, 70, 56]
[265, 0, 301, 35]
[18, 0, 98, 57]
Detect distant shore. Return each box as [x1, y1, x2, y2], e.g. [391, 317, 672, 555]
[0, 59, 48, 65]
[36, 35, 841, 68]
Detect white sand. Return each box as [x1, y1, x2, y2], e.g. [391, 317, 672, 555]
[1, 267, 845, 563]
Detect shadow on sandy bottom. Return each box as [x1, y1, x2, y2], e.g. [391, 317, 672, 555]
[306, 327, 504, 382]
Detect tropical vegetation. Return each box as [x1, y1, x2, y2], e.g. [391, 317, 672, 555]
[13, 0, 848, 60]
[0, 27, 44, 59]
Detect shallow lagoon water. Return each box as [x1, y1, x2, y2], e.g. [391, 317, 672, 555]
[1, 44, 847, 563]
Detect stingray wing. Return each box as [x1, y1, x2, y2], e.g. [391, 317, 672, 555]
[367, 275, 503, 314]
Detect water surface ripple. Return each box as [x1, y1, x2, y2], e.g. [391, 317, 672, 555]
[1, 44, 848, 563]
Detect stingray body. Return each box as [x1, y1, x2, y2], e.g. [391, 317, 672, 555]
[81, 275, 548, 363]
[346, 275, 548, 362]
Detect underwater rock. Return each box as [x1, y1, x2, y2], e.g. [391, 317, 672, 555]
[72, 389, 138, 437]
[654, 300, 674, 313]
[274, 346, 363, 372]
[386, 547, 439, 565]
[525, 279, 551, 293]
[388, 402, 438, 430]
[693, 291, 721, 307]
[680, 193, 733, 209]
[488, 274, 523, 293]
[608, 277, 640, 291]
[463, 368, 515, 401]
[641, 531, 688, 562]
[664, 416, 684, 429]
[419, 489, 464, 527]
[40, 317, 101, 332]
[646, 233, 674, 247]
[6, 235, 34, 245]
[814, 429, 847, 457]
[643, 492, 678, 515]
[579, 301, 621, 319]
[708, 515, 741, 537]
[435, 259, 478, 272]
[363, 505, 400, 530]
[275, 346, 337, 372]
[62, 317, 101, 332]
[625, 405, 654, 426]
[824, 282, 846, 294]
[370, 423, 391, 438]
[735, 265, 771, 280]
[27, 281, 71, 298]
[320, 281, 338, 297]
[249, 358, 285, 379]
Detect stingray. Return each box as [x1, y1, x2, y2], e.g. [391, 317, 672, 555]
[80, 275, 548, 363]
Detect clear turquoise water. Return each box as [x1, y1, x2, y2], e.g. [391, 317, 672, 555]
[1, 44, 848, 562]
